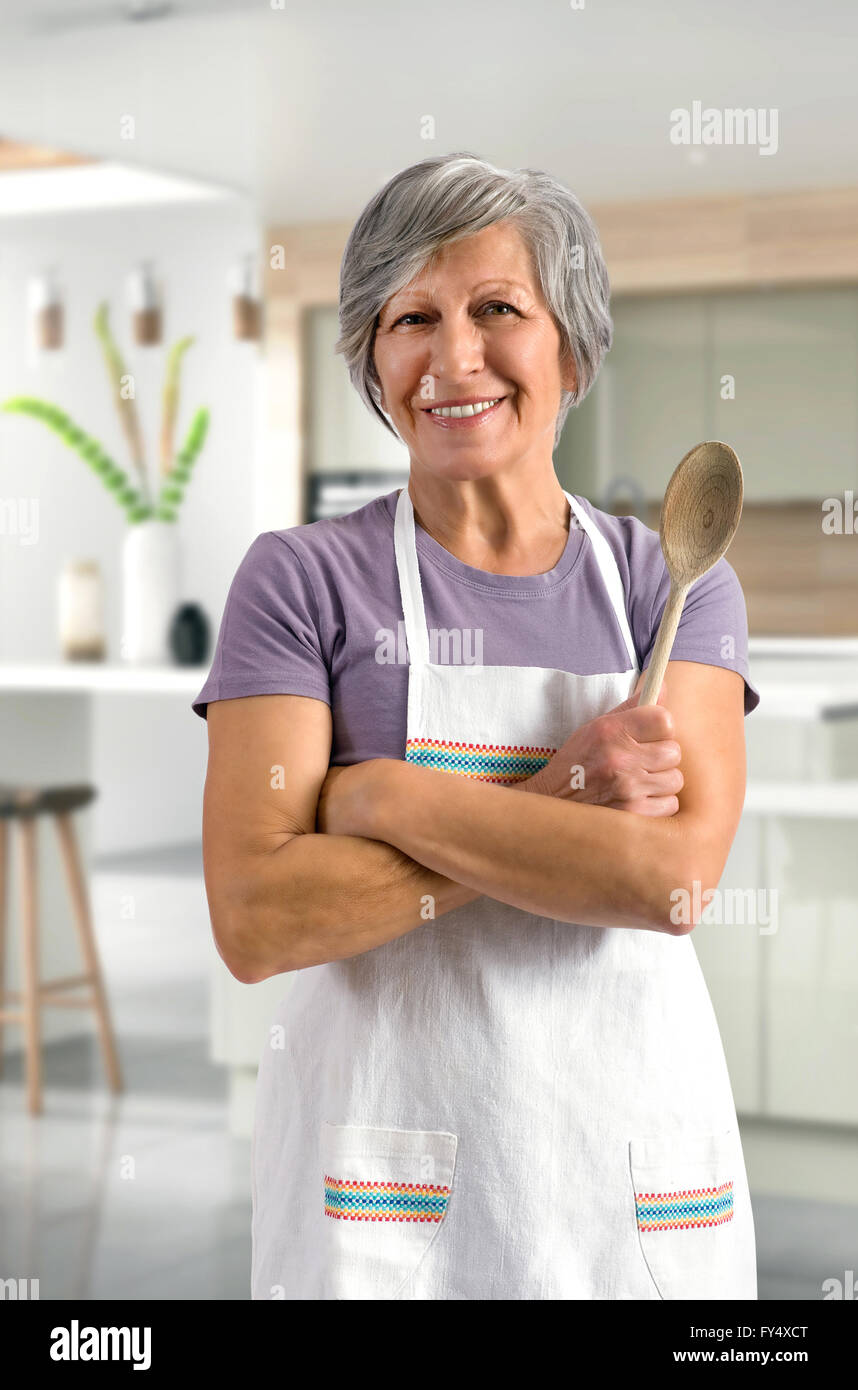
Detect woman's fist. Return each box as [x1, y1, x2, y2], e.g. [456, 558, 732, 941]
[521, 683, 683, 817]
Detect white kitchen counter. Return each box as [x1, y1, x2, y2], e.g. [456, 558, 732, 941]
[744, 780, 858, 816]
[0, 662, 208, 694]
[744, 640, 858, 720]
[749, 638, 858, 656]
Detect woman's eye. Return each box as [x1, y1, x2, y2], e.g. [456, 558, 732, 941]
[391, 301, 518, 327]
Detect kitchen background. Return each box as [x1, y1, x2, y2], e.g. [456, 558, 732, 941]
[0, 0, 856, 1301]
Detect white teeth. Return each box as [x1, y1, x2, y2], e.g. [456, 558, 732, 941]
[429, 398, 501, 418]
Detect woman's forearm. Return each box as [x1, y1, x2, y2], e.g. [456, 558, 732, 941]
[363, 760, 687, 933]
[235, 830, 482, 979]
[235, 757, 684, 980]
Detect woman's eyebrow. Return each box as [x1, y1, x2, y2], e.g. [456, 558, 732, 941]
[381, 279, 532, 320]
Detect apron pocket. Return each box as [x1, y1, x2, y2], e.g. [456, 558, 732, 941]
[629, 1129, 740, 1301]
[320, 1122, 458, 1300]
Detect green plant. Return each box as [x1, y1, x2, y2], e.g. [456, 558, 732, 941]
[2, 301, 210, 524]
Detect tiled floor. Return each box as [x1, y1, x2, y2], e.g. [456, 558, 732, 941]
[0, 1036, 251, 1300]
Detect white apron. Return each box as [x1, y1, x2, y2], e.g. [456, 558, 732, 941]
[250, 486, 757, 1301]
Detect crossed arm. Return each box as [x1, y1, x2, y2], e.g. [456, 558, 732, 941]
[201, 661, 747, 982]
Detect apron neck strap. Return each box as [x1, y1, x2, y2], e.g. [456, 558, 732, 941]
[393, 486, 638, 672]
[563, 492, 638, 671]
[394, 488, 430, 667]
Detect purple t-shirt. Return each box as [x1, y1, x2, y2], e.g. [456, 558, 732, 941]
[192, 487, 760, 760]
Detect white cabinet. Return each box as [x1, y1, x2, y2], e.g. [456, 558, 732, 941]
[691, 822, 764, 1116]
[765, 816, 858, 1126]
[692, 645, 858, 1126]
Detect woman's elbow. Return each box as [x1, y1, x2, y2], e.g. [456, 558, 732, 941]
[656, 850, 727, 937]
[217, 935, 265, 984]
[207, 881, 299, 982]
[208, 899, 264, 982]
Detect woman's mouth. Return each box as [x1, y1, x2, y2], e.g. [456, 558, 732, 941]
[421, 396, 507, 429]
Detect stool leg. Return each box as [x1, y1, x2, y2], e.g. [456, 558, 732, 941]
[53, 812, 123, 1095]
[18, 818, 42, 1116]
[0, 818, 8, 1078]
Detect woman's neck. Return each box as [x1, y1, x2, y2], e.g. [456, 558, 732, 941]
[405, 472, 572, 576]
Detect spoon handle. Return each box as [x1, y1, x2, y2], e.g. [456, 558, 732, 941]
[637, 581, 691, 706]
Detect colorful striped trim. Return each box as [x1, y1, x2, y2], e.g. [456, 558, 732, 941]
[635, 1180, 734, 1232]
[405, 737, 555, 784]
[324, 1176, 451, 1223]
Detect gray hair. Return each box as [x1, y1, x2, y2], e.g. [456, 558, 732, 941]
[335, 151, 612, 451]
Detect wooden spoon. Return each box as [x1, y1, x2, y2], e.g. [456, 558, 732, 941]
[637, 441, 744, 706]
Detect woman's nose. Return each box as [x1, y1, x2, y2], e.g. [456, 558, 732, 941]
[428, 312, 486, 380]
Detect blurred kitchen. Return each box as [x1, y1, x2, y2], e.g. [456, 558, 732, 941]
[0, 0, 856, 1302]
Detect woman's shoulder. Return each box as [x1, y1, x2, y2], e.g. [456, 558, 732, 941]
[223, 490, 399, 637]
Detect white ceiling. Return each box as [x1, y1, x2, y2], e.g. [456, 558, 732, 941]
[0, 0, 856, 224]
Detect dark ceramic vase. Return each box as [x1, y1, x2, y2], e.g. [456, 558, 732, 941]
[169, 602, 210, 665]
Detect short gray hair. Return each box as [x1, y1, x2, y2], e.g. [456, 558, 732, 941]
[335, 151, 613, 451]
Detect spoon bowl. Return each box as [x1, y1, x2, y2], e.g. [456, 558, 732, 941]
[638, 441, 744, 706]
[660, 441, 744, 588]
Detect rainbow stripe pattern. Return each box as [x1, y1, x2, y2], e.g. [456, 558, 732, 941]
[405, 736, 556, 784]
[634, 1180, 734, 1232]
[324, 1176, 451, 1223]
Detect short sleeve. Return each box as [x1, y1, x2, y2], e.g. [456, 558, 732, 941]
[642, 552, 760, 716]
[191, 531, 331, 720]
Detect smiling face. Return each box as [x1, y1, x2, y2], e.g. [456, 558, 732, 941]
[372, 220, 576, 483]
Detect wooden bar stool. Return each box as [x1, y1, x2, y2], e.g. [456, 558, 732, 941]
[0, 783, 123, 1114]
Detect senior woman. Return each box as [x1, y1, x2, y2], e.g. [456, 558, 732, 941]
[193, 152, 760, 1301]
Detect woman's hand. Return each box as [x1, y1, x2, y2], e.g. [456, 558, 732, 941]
[315, 760, 386, 838]
[519, 684, 683, 817]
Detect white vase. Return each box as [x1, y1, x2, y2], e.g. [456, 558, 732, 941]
[121, 520, 182, 665]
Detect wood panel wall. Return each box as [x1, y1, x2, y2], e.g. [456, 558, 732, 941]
[590, 186, 858, 293]
[634, 501, 857, 638]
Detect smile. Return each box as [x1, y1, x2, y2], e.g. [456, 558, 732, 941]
[423, 397, 506, 427]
